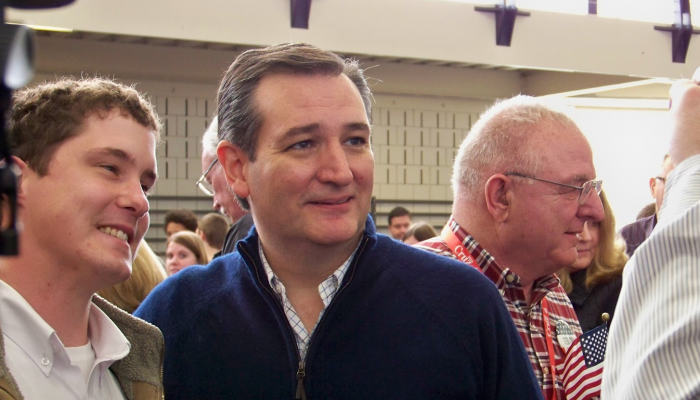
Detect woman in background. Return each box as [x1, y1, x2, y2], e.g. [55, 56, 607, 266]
[403, 222, 438, 245]
[557, 191, 628, 331]
[98, 241, 167, 314]
[165, 231, 208, 276]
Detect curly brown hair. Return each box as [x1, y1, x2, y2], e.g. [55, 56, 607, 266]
[9, 77, 161, 176]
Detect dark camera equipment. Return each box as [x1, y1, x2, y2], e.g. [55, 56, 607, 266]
[0, 0, 75, 255]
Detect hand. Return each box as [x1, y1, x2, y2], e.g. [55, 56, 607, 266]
[669, 67, 700, 165]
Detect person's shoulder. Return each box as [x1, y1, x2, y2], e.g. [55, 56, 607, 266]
[94, 295, 162, 343]
[371, 235, 500, 300]
[627, 215, 655, 231]
[232, 213, 254, 231]
[172, 254, 245, 287]
[413, 236, 454, 257]
[135, 254, 246, 320]
[620, 218, 642, 234]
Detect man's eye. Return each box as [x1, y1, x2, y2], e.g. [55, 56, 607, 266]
[290, 140, 312, 150]
[559, 186, 579, 195]
[346, 137, 366, 146]
[101, 165, 118, 173]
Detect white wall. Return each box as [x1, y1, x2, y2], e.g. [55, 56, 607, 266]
[571, 107, 671, 228]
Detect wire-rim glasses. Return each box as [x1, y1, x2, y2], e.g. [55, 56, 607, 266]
[195, 158, 219, 196]
[504, 172, 602, 205]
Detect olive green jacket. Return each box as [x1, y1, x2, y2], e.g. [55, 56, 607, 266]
[0, 295, 164, 400]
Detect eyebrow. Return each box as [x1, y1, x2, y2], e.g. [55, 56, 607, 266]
[345, 122, 371, 134]
[90, 147, 158, 182]
[569, 174, 594, 185]
[283, 122, 371, 138]
[283, 124, 320, 138]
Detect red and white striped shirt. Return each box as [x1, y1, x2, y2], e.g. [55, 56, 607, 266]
[416, 217, 582, 400]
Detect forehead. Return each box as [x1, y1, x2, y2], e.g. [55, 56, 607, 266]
[535, 120, 595, 181]
[167, 241, 191, 252]
[57, 113, 157, 170]
[254, 73, 367, 128]
[391, 215, 411, 225]
[74, 112, 155, 142]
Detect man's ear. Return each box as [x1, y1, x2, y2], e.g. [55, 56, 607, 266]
[216, 141, 251, 200]
[649, 177, 657, 197]
[12, 156, 28, 209]
[484, 174, 512, 223]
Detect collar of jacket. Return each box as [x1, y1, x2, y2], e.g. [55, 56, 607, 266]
[92, 296, 164, 400]
[236, 215, 379, 289]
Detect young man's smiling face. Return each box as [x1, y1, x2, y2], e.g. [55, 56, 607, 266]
[20, 111, 157, 291]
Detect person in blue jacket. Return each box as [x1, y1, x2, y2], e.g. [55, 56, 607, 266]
[136, 43, 542, 400]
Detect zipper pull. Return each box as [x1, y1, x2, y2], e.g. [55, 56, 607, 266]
[295, 360, 307, 400]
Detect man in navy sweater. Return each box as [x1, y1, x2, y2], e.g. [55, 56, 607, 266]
[136, 43, 542, 400]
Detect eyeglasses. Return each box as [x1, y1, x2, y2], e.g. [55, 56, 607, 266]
[195, 158, 219, 196]
[655, 176, 666, 183]
[504, 172, 603, 205]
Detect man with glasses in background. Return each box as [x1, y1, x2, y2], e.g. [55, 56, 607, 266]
[417, 95, 605, 399]
[619, 154, 674, 256]
[198, 117, 253, 255]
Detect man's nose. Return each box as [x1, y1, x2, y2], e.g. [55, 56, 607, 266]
[117, 180, 150, 219]
[316, 143, 353, 185]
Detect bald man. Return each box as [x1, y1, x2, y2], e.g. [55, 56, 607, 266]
[417, 95, 605, 399]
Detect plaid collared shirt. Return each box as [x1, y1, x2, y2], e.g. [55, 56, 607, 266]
[416, 217, 582, 400]
[259, 241, 354, 361]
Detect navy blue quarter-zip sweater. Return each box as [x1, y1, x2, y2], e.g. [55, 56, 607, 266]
[136, 217, 542, 400]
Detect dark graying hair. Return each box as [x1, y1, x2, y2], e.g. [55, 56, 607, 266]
[217, 43, 372, 162]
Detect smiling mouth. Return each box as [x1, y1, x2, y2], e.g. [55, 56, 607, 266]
[99, 227, 129, 242]
[310, 197, 352, 205]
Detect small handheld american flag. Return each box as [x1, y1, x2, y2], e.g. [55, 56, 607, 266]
[556, 323, 607, 400]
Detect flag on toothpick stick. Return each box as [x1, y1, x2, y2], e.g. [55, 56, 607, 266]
[556, 323, 607, 400]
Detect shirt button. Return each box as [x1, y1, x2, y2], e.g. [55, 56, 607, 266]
[505, 275, 515, 283]
[543, 367, 550, 375]
[40, 357, 50, 366]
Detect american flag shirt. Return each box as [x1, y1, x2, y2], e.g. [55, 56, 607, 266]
[416, 217, 582, 400]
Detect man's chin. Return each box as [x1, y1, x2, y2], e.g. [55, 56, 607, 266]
[311, 226, 364, 247]
[549, 249, 579, 272]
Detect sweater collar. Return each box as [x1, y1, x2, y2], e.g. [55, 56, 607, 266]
[237, 215, 378, 288]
